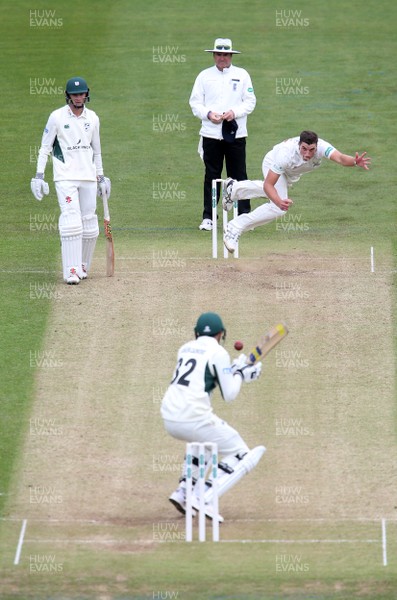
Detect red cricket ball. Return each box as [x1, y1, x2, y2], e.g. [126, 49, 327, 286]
[234, 341, 244, 351]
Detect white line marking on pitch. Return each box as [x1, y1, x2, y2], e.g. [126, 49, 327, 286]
[13, 519, 27, 565]
[220, 539, 379, 544]
[371, 246, 375, 273]
[382, 518, 387, 566]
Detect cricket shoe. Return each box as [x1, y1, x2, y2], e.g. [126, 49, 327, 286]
[169, 489, 197, 516]
[223, 223, 241, 254]
[80, 263, 88, 280]
[199, 218, 213, 231]
[222, 177, 236, 212]
[190, 497, 224, 523]
[65, 267, 80, 285]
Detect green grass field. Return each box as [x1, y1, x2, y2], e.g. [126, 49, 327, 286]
[0, 0, 396, 598]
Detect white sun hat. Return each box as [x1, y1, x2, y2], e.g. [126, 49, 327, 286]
[205, 38, 241, 54]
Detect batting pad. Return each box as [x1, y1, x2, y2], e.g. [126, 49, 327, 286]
[204, 445, 266, 502]
[59, 210, 83, 280]
[81, 213, 99, 273]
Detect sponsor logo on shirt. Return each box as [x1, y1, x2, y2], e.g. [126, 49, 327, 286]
[66, 139, 91, 151]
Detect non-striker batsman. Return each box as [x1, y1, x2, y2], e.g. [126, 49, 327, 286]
[31, 76, 111, 284]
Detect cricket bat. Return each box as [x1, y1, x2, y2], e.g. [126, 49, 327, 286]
[246, 323, 288, 364]
[101, 184, 115, 277]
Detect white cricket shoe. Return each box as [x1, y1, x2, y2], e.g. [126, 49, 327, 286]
[65, 267, 80, 285]
[169, 488, 197, 516]
[223, 224, 241, 254]
[199, 219, 213, 231]
[80, 263, 88, 280]
[222, 177, 236, 212]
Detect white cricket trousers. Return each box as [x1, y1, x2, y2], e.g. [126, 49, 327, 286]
[163, 413, 249, 458]
[229, 168, 288, 233]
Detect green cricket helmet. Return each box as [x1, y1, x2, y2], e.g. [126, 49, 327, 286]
[194, 312, 226, 338]
[65, 77, 90, 103]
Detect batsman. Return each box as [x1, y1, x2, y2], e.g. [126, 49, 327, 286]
[161, 312, 265, 521]
[31, 76, 111, 284]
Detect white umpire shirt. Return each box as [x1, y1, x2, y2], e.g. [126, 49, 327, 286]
[36, 105, 104, 181]
[262, 137, 336, 184]
[161, 336, 243, 423]
[189, 65, 256, 140]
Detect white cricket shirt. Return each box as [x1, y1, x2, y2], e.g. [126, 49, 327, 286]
[189, 65, 256, 139]
[263, 136, 336, 184]
[36, 104, 103, 181]
[161, 336, 242, 422]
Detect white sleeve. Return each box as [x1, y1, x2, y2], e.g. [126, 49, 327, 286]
[91, 115, 104, 176]
[268, 146, 289, 175]
[211, 347, 242, 403]
[231, 71, 256, 119]
[317, 139, 336, 159]
[189, 73, 208, 121]
[36, 113, 57, 174]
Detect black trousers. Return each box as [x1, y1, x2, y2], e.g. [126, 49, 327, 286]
[202, 136, 251, 220]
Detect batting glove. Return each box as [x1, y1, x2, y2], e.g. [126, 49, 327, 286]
[231, 354, 248, 374]
[236, 362, 262, 383]
[97, 175, 111, 199]
[31, 174, 49, 201]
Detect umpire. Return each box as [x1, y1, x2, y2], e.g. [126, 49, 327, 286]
[189, 38, 256, 231]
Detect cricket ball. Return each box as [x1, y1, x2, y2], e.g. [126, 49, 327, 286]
[234, 341, 244, 351]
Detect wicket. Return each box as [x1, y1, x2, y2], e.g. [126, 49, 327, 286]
[185, 442, 219, 542]
[211, 178, 239, 259]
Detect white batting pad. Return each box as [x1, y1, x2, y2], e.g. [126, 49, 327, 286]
[59, 210, 83, 280]
[82, 213, 99, 273]
[204, 445, 266, 502]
